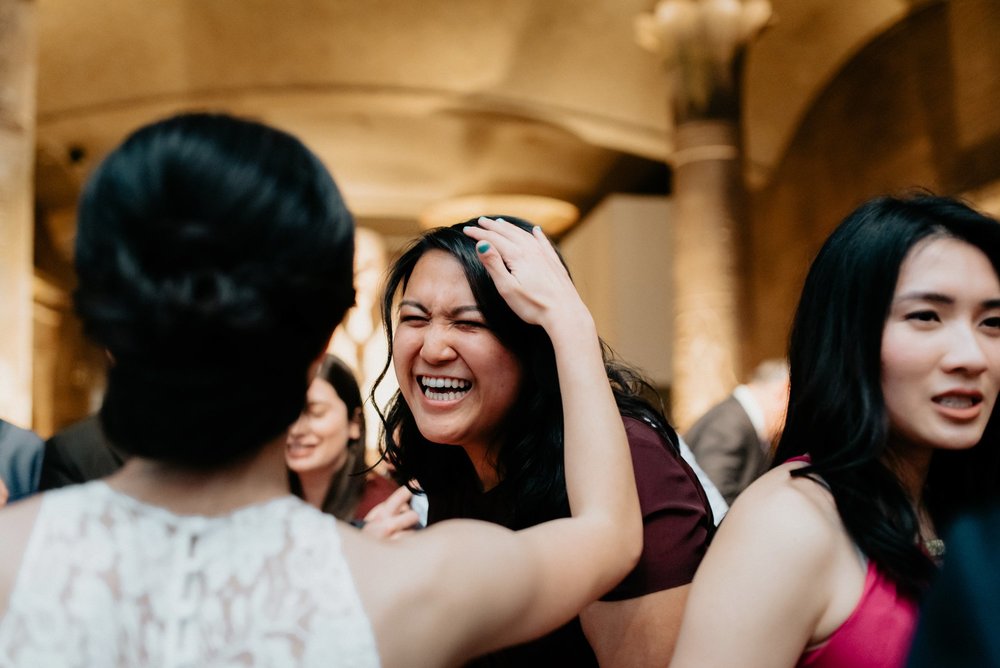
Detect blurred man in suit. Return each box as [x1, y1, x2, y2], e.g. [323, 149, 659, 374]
[39, 413, 126, 489]
[0, 418, 43, 506]
[684, 359, 789, 506]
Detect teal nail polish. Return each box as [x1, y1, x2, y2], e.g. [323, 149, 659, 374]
[476, 240, 491, 254]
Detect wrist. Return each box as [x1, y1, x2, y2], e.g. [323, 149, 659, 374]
[543, 306, 598, 350]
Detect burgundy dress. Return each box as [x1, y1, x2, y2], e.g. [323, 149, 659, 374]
[428, 416, 715, 667]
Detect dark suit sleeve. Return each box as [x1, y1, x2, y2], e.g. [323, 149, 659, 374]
[907, 507, 1000, 667]
[39, 437, 86, 490]
[0, 422, 44, 501]
[683, 399, 757, 505]
[39, 416, 125, 490]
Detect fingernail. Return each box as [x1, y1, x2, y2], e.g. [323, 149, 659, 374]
[476, 240, 491, 254]
[533, 225, 542, 234]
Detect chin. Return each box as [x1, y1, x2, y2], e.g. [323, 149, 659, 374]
[419, 432, 467, 448]
[928, 428, 987, 451]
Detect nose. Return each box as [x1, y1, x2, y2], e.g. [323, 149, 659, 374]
[943, 323, 990, 375]
[420, 323, 458, 364]
[288, 413, 308, 439]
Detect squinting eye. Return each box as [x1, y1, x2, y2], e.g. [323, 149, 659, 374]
[906, 311, 939, 322]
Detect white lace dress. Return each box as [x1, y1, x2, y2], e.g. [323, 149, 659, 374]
[0, 481, 380, 668]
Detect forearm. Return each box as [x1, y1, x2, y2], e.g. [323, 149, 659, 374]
[545, 307, 641, 563]
[581, 586, 689, 667]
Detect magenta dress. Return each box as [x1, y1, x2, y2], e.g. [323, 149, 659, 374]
[787, 455, 919, 667]
[797, 560, 918, 668]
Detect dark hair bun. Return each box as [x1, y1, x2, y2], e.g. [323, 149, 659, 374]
[75, 112, 356, 466]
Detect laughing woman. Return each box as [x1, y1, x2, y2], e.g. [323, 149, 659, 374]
[672, 195, 1000, 668]
[377, 217, 715, 667]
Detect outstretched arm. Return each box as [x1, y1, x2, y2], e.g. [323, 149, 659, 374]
[346, 218, 642, 667]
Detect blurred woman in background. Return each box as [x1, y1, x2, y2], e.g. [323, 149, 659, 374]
[287, 353, 399, 523]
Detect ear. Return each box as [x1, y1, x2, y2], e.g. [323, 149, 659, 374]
[348, 407, 363, 441]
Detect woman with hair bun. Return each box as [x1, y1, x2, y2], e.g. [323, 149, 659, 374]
[0, 112, 643, 667]
[672, 194, 1000, 668]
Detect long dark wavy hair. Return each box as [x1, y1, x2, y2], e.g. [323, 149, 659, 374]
[772, 194, 1000, 597]
[74, 112, 356, 467]
[374, 217, 686, 530]
[288, 354, 368, 520]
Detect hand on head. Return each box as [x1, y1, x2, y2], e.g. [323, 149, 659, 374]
[463, 217, 587, 331]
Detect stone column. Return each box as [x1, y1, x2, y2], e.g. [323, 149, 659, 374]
[0, 0, 38, 425]
[636, 0, 770, 430]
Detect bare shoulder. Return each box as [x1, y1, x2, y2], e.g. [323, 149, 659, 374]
[672, 463, 848, 667]
[721, 462, 843, 551]
[0, 494, 44, 614]
[693, 461, 847, 603]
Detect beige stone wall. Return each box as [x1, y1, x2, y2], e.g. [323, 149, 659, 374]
[0, 0, 37, 426]
[747, 1, 1000, 364]
[560, 194, 674, 390]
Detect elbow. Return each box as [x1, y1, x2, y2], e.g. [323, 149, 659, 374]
[622, 514, 643, 571]
[599, 512, 643, 587]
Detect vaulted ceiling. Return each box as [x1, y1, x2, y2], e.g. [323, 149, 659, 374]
[34, 0, 926, 260]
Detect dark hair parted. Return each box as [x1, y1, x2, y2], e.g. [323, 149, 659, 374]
[773, 193, 1000, 596]
[75, 112, 356, 467]
[289, 354, 369, 520]
[374, 217, 683, 530]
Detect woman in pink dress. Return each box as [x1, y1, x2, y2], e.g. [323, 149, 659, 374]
[673, 194, 1000, 668]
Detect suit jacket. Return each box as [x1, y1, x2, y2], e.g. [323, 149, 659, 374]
[39, 414, 127, 490]
[0, 419, 44, 502]
[683, 395, 768, 505]
[907, 505, 1000, 667]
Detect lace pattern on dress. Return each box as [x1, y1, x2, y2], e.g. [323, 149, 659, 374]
[0, 481, 380, 668]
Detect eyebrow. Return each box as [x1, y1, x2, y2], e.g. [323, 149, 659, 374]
[398, 300, 483, 317]
[895, 292, 1000, 308]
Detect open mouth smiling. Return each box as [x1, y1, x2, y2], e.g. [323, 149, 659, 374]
[932, 391, 983, 409]
[286, 442, 316, 455]
[419, 375, 472, 401]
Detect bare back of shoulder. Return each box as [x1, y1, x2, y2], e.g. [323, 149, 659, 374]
[672, 462, 870, 668]
[735, 463, 871, 645]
